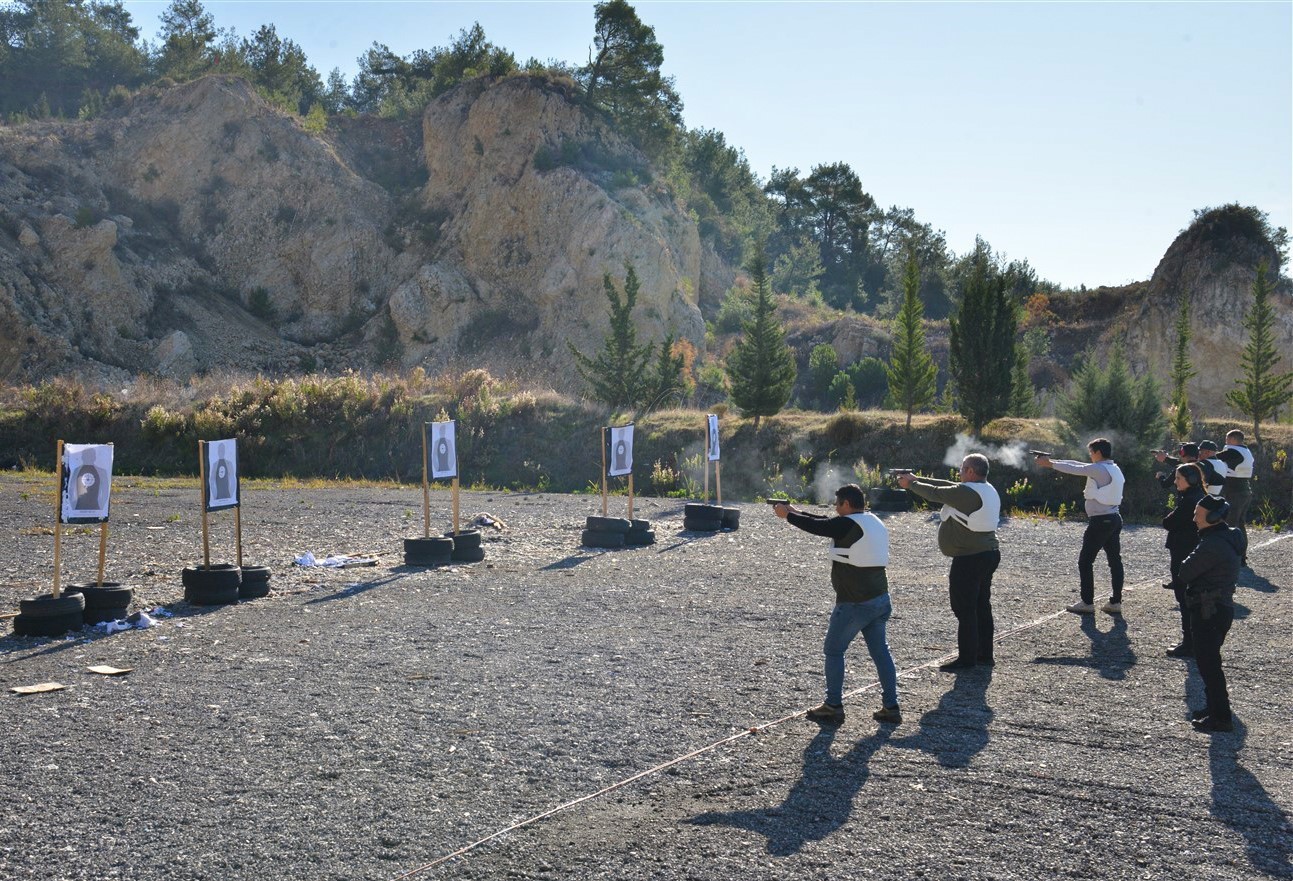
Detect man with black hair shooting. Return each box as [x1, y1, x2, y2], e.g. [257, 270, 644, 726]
[1155, 442, 1221, 494]
[1037, 438, 1126, 615]
[1179, 494, 1247, 733]
[896, 454, 1001, 672]
[773, 484, 902, 725]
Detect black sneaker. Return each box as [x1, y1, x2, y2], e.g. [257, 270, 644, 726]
[938, 659, 976, 672]
[976, 657, 995, 667]
[872, 705, 902, 724]
[1165, 644, 1194, 659]
[1192, 715, 1234, 733]
[806, 702, 845, 724]
[1190, 708, 1210, 721]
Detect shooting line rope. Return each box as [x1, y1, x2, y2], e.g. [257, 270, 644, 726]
[393, 531, 1289, 879]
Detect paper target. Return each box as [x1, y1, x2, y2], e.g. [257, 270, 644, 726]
[204, 438, 240, 511]
[707, 414, 721, 462]
[607, 424, 634, 478]
[61, 443, 113, 523]
[428, 421, 457, 480]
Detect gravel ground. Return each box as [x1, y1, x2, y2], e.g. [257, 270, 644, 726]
[1, 474, 1290, 881]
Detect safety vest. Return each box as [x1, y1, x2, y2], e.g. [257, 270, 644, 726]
[1224, 445, 1255, 479]
[826, 512, 889, 567]
[940, 482, 1001, 533]
[1203, 456, 1227, 496]
[1082, 461, 1124, 507]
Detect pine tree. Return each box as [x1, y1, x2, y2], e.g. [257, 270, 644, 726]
[948, 239, 1016, 434]
[642, 334, 687, 412]
[1009, 349, 1039, 418]
[1168, 295, 1196, 440]
[1226, 262, 1293, 442]
[727, 246, 796, 431]
[568, 265, 655, 413]
[885, 251, 938, 429]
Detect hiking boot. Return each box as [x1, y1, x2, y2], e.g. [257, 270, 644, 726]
[806, 702, 845, 724]
[1166, 643, 1194, 659]
[1066, 602, 1096, 614]
[1100, 601, 1123, 615]
[1192, 715, 1234, 733]
[938, 659, 976, 672]
[872, 705, 902, 724]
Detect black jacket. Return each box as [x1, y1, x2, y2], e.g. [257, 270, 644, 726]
[1162, 486, 1204, 551]
[1158, 456, 1219, 490]
[1178, 523, 1247, 608]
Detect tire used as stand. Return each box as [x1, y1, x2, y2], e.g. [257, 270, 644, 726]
[405, 536, 454, 567]
[447, 529, 486, 563]
[182, 564, 241, 606]
[12, 592, 86, 637]
[238, 565, 272, 599]
[719, 508, 741, 531]
[624, 518, 656, 546]
[582, 516, 631, 549]
[683, 503, 724, 533]
[66, 582, 133, 624]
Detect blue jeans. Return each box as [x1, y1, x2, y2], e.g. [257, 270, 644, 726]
[823, 594, 898, 708]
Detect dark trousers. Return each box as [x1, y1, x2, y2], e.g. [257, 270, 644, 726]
[1168, 545, 1192, 648]
[1188, 603, 1234, 721]
[948, 549, 1000, 663]
[1229, 490, 1253, 560]
[1079, 513, 1124, 604]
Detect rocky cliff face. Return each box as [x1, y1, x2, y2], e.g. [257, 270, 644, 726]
[0, 74, 710, 386]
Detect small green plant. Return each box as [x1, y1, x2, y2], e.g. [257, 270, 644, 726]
[166, 513, 181, 522]
[74, 206, 97, 228]
[247, 287, 275, 320]
[1005, 477, 1032, 511]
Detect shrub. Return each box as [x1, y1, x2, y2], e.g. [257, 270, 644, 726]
[247, 287, 275, 320]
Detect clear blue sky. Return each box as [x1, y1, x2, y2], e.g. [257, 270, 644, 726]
[121, 1, 1292, 290]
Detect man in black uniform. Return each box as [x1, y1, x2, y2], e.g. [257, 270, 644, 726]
[1155, 443, 1220, 494]
[1178, 494, 1247, 733]
[774, 484, 901, 725]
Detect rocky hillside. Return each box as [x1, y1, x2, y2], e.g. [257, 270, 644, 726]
[0, 75, 1288, 415]
[0, 75, 716, 386]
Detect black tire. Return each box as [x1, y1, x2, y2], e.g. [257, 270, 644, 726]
[628, 518, 652, 532]
[181, 564, 242, 591]
[184, 582, 239, 606]
[66, 582, 133, 609]
[19, 593, 86, 617]
[581, 529, 625, 548]
[239, 579, 271, 599]
[625, 529, 656, 546]
[720, 508, 741, 530]
[13, 611, 83, 637]
[404, 554, 450, 567]
[446, 529, 482, 550]
[585, 516, 631, 534]
[682, 516, 722, 533]
[684, 503, 724, 519]
[83, 605, 130, 625]
[451, 545, 486, 563]
[240, 565, 272, 584]
[405, 537, 454, 556]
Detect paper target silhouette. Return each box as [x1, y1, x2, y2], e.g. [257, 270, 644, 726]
[62, 443, 113, 523]
[204, 438, 240, 511]
[707, 414, 721, 462]
[428, 421, 457, 480]
[607, 424, 634, 477]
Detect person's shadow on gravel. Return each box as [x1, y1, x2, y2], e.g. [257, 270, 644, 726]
[1031, 616, 1137, 681]
[687, 724, 893, 856]
[1206, 717, 1293, 876]
[890, 670, 993, 768]
[1237, 568, 1278, 593]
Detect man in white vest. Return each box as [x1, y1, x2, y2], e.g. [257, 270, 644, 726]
[1216, 429, 1255, 563]
[1037, 438, 1126, 615]
[774, 484, 901, 725]
[1198, 440, 1229, 498]
[896, 453, 1001, 672]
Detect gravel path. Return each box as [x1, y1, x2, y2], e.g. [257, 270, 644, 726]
[2, 474, 1290, 881]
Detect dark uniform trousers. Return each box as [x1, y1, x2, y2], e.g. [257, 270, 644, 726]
[948, 549, 1000, 664]
[1187, 600, 1234, 722]
[1079, 513, 1124, 604]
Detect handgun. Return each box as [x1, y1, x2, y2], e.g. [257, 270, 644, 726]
[1028, 450, 1053, 458]
[766, 498, 791, 506]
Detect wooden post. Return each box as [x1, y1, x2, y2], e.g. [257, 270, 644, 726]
[601, 427, 608, 517]
[234, 505, 243, 568]
[452, 476, 460, 535]
[52, 440, 64, 599]
[421, 424, 430, 539]
[627, 472, 635, 520]
[703, 419, 710, 504]
[199, 440, 210, 569]
[96, 522, 108, 586]
[716, 460, 723, 508]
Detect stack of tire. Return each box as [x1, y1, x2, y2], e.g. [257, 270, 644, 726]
[867, 487, 912, 512]
[67, 582, 133, 624]
[582, 516, 655, 548]
[182, 564, 241, 606]
[447, 528, 485, 563]
[239, 565, 272, 599]
[682, 503, 740, 532]
[404, 535, 453, 567]
[11, 592, 85, 637]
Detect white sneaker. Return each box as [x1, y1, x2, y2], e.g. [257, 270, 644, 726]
[1066, 602, 1096, 614]
[1101, 602, 1123, 615]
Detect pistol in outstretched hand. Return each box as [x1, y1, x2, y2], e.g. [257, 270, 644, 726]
[766, 498, 791, 506]
[1029, 450, 1053, 459]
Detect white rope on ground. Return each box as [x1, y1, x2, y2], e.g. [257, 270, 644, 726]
[392, 537, 1286, 880]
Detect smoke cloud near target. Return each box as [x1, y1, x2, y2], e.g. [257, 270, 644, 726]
[942, 433, 1029, 471]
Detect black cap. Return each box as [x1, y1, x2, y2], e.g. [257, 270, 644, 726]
[1198, 494, 1226, 513]
[1199, 440, 1219, 451]
[1179, 442, 1199, 457]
